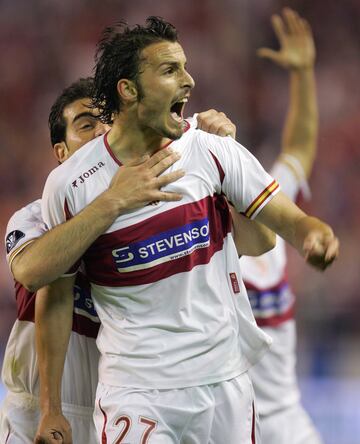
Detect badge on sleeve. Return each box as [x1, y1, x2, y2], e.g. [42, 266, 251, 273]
[6, 230, 25, 254]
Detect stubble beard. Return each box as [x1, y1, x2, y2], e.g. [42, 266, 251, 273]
[136, 81, 185, 142]
[162, 122, 185, 141]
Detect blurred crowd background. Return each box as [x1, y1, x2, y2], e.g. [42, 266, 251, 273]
[0, 0, 359, 442]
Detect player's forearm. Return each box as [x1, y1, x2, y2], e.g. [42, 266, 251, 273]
[256, 191, 307, 254]
[35, 282, 74, 414]
[231, 210, 276, 256]
[13, 190, 123, 292]
[257, 192, 333, 256]
[281, 67, 318, 177]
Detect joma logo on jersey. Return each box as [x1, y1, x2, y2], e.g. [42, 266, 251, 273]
[112, 218, 210, 273]
[72, 161, 105, 188]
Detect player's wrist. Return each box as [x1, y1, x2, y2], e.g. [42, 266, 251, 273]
[39, 398, 63, 415]
[289, 63, 315, 73]
[96, 189, 127, 217]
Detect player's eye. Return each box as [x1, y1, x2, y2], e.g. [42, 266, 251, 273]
[80, 122, 94, 130]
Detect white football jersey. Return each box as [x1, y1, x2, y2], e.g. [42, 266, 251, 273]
[3, 200, 100, 407]
[241, 160, 307, 326]
[42, 124, 279, 390]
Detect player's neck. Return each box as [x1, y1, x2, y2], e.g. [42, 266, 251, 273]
[107, 114, 171, 164]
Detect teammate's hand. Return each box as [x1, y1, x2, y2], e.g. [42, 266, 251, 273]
[303, 230, 339, 270]
[34, 413, 72, 444]
[197, 109, 236, 139]
[257, 8, 315, 70]
[105, 147, 185, 211]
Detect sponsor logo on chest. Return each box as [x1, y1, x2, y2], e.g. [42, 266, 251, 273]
[112, 218, 210, 272]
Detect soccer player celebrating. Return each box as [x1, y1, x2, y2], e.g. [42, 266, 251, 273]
[1, 77, 268, 443]
[39, 17, 338, 443]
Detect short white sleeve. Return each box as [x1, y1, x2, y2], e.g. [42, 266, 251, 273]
[41, 164, 75, 229]
[5, 199, 47, 269]
[196, 131, 280, 219]
[41, 166, 79, 276]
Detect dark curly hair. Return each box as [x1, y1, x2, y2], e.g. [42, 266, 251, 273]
[93, 16, 178, 124]
[48, 77, 95, 146]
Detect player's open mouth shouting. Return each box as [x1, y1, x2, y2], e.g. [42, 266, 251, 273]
[170, 96, 188, 124]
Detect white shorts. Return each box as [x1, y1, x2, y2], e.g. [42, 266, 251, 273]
[94, 372, 259, 444]
[0, 391, 97, 444]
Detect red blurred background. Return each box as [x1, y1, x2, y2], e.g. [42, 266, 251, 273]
[1, 1, 359, 442]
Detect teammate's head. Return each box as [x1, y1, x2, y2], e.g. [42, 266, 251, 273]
[93, 16, 194, 140]
[49, 77, 110, 162]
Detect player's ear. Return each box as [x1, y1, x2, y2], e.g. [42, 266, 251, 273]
[53, 142, 70, 164]
[117, 79, 138, 103]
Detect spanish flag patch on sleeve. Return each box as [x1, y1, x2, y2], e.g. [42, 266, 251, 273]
[244, 180, 280, 219]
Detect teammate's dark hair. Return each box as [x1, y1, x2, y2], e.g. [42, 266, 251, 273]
[48, 77, 95, 146]
[93, 16, 178, 124]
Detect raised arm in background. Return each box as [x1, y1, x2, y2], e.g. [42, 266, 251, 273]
[258, 6, 317, 178]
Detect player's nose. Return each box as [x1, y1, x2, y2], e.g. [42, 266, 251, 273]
[180, 69, 195, 91]
[184, 71, 195, 90]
